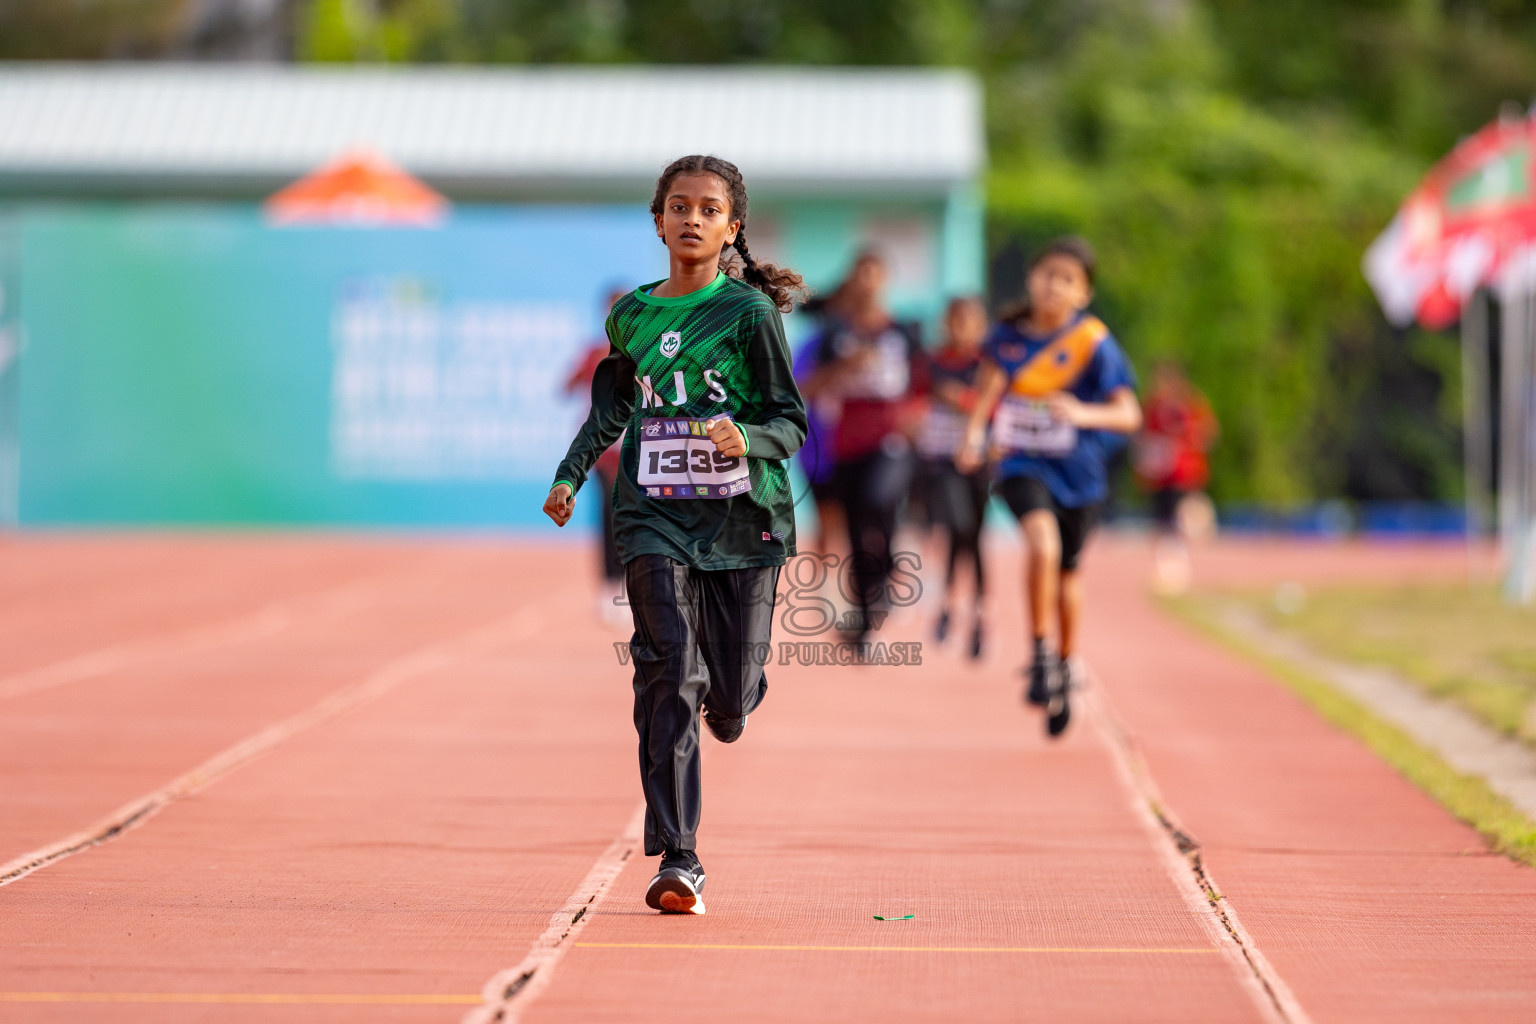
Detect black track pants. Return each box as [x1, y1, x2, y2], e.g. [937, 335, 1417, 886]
[836, 450, 914, 628]
[623, 554, 781, 856]
[925, 461, 989, 598]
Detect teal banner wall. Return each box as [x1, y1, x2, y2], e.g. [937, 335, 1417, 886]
[0, 213, 19, 526]
[16, 204, 666, 527]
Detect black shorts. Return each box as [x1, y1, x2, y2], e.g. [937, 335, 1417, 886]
[994, 475, 1100, 572]
[921, 457, 989, 536]
[1151, 487, 1186, 530]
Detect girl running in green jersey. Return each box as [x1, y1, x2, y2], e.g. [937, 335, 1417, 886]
[543, 155, 808, 915]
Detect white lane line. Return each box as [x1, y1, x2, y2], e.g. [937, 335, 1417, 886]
[0, 607, 541, 888]
[464, 802, 646, 1024]
[1082, 676, 1314, 1024]
[0, 569, 413, 703]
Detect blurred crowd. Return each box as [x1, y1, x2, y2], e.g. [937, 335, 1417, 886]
[569, 247, 1220, 635]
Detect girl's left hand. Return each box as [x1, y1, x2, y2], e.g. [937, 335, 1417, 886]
[705, 418, 747, 457]
[1045, 392, 1086, 426]
[955, 432, 987, 474]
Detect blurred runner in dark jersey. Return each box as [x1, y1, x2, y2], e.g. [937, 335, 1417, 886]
[916, 296, 991, 659]
[802, 250, 927, 642]
[564, 285, 631, 624]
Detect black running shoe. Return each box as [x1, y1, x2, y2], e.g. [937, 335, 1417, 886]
[968, 619, 986, 661]
[1046, 659, 1075, 738]
[646, 851, 706, 915]
[934, 607, 952, 644]
[702, 707, 747, 744]
[1059, 657, 1080, 694]
[1025, 648, 1058, 707]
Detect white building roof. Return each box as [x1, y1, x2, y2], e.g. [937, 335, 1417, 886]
[0, 64, 983, 198]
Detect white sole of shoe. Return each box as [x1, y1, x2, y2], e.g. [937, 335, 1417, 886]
[658, 888, 705, 915]
[646, 873, 706, 915]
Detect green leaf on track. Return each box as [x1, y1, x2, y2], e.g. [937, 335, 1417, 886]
[873, 914, 915, 921]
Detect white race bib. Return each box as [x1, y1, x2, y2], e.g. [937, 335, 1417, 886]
[917, 406, 969, 459]
[993, 397, 1076, 456]
[636, 417, 751, 499]
[837, 329, 911, 400]
[1132, 434, 1178, 480]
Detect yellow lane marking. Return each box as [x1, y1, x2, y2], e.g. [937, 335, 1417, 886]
[0, 993, 481, 1005]
[575, 942, 1219, 954]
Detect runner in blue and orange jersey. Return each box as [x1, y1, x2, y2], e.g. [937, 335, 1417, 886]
[958, 237, 1141, 737]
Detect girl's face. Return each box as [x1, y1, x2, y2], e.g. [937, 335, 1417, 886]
[851, 257, 888, 299]
[840, 257, 889, 327]
[945, 300, 988, 352]
[655, 172, 740, 264]
[1026, 253, 1092, 325]
[1152, 362, 1185, 396]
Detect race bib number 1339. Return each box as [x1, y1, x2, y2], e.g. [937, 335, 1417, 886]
[637, 417, 751, 499]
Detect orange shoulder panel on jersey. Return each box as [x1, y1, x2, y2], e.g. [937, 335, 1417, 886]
[1007, 316, 1108, 398]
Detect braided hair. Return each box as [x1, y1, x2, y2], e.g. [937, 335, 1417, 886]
[649, 155, 809, 313]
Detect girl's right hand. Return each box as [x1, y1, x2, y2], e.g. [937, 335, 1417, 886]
[544, 483, 576, 527]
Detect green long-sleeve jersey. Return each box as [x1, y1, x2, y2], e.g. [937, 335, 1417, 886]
[552, 272, 808, 570]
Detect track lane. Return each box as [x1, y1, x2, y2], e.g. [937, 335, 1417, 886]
[0, 536, 429, 676]
[0, 543, 535, 861]
[515, 547, 1273, 1023]
[4, 534, 1531, 1023]
[0, 544, 639, 1022]
[1084, 536, 1536, 1023]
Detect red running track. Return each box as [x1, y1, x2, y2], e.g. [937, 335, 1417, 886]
[0, 532, 1530, 1022]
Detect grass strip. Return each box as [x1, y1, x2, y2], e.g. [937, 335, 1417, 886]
[1165, 596, 1536, 869]
[1240, 583, 1535, 746]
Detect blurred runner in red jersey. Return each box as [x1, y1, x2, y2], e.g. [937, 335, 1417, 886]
[565, 285, 632, 624]
[1134, 360, 1219, 595]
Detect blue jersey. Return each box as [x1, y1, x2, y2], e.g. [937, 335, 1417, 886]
[982, 312, 1137, 508]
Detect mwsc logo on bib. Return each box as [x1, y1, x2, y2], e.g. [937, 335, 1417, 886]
[659, 331, 682, 358]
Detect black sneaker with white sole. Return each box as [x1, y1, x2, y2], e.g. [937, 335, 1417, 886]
[1024, 646, 1058, 707]
[645, 850, 706, 915]
[702, 707, 747, 744]
[1046, 658, 1076, 738]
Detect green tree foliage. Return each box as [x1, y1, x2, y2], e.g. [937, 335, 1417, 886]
[976, 0, 1535, 503]
[0, 0, 187, 59]
[984, 4, 1436, 502]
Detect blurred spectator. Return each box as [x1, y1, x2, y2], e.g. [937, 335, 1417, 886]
[564, 285, 631, 624]
[1134, 360, 1219, 594]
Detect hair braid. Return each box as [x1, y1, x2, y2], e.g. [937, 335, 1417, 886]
[650, 154, 809, 313]
[733, 232, 766, 287]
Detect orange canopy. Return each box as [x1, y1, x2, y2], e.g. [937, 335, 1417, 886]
[264, 150, 448, 227]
